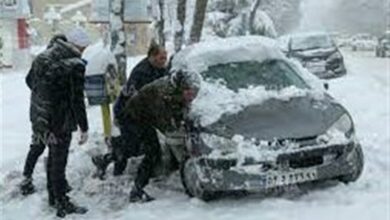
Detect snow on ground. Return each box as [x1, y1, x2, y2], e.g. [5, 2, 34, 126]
[0, 51, 389, 220]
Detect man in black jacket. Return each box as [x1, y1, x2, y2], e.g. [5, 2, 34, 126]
[92, 44, 168, 178]
[20, 28, 90, 218]
[122, 70, 200, 202]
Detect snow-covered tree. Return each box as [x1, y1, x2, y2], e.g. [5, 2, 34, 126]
[205, 0, 301, 38]
[189, 0, 209, 43]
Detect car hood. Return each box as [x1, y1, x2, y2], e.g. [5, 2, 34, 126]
[292, 47, 336, 59]
[205, 95, 346, 141]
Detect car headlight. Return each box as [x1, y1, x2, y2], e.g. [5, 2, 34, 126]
[318, 114, 354, 144]
[200, 133, 237, 156]
[329, 114, 353, 135]
[327, 51, 343, 62]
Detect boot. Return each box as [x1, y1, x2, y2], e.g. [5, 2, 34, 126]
[129, 186, 155, 203]
[55, 196, 88, 218]
[91, 154, 111, 180]
[20, 176, 35, 196]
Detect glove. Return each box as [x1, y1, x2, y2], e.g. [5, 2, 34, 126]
[78, 131, 89, 145]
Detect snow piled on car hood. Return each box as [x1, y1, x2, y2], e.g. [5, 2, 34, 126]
[190, 81, 324, 127]
[173, 36, 326, 126]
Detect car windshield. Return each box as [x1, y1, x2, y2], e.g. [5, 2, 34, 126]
[291, 35, 334, 51]
[201, 59, 309, 91]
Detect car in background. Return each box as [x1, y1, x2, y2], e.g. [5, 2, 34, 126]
[350, 33, 377, 51]
[376, 31, 390, 57]
[163, 36, 364, 201]
[279, 32, 346, 79]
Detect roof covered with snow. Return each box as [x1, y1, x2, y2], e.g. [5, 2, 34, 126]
[172, 36, 285, 73]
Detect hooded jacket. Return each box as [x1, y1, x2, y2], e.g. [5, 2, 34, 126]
[26, 35, 88, 134]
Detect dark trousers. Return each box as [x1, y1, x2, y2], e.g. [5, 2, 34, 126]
[111, 121, 145, 175]
[134, 125, 161, 189]
[22, 133, 46, 178]
[46, 132, 72, 200]
[110, 120, 161, 189]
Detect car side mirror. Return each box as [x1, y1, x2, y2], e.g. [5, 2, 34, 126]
[323, 83, 329, 90]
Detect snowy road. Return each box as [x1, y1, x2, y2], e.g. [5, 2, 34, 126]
[0, 51, 389, 220]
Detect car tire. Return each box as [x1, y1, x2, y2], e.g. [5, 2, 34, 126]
[180, 158, 217, 201]
[339, 144, 364, 183]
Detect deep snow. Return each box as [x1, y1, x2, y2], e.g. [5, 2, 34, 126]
[0, 50, 389, 220]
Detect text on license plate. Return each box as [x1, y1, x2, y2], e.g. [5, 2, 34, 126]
[266, 170, 318, 188]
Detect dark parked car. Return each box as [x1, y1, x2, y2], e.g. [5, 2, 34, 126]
[376, 32, 390, 57]
[279, 32, 347, 79]
[162, 36, 364, 201]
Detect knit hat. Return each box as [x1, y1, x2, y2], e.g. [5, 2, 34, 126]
[66, 27, 91, 48]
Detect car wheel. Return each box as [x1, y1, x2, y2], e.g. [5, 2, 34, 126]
[180, 158, 217, 201]
[180, 157, 194, 197]
[339, 144, 364, 183]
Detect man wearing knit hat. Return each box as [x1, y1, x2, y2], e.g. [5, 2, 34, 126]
[20, 27, 90, 218]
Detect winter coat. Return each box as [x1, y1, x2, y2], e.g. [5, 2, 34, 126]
[114, 58, 168, 119]
[26, 35, 88, 135]
[120, 76, 187, 134]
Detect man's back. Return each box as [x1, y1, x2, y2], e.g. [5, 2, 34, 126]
[114, 57, 168, 119]
[122, 76, 186, 133]
[26, 37, 88, 134]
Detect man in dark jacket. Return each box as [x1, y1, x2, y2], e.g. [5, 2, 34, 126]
[92, 44, 168, 177]
[122, 70, 200, 202]
[20, 28, 90, 218]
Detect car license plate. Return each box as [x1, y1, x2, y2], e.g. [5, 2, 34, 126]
[265, 170, 318, 188]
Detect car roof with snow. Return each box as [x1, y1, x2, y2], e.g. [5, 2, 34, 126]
[171, 36, 285, 73]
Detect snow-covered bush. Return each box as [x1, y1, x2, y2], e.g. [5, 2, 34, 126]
[205, 0, 301, 38]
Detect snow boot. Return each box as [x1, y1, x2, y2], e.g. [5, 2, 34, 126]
[91, 154, 111, 180]
[20, 177, 36, 196]
[55, 196, 88, 218]
[129, 186, 155, 203]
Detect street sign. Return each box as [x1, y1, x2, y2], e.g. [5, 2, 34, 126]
[90, 0, 109, 23]
[123, 0, 151, 23]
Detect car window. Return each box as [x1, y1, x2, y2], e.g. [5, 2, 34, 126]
[291, 35, 334, 51]
[201, 59, 309, 91]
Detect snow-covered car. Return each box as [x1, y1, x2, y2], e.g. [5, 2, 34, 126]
[164, 36, 364, 201]
[350, 34, 377, 51]
[375, 31, 390, 57]
[281, 32, 347, 79]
